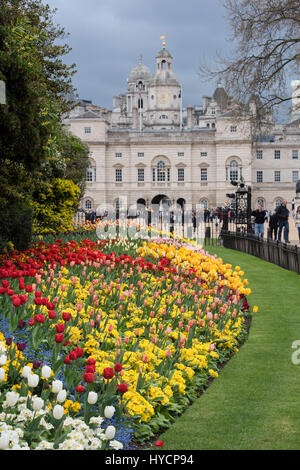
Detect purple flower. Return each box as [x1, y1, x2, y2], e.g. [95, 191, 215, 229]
[6, 337, 12, 346]
[33, 361, 41, 370]
[17, 342, 26, 351]
[17, 320, 26, 329]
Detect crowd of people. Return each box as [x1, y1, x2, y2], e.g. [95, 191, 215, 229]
[251, 201, 300, 243]
[81, 201, 300, 243]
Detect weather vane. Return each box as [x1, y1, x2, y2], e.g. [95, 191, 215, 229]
[160, 35, 166, 48]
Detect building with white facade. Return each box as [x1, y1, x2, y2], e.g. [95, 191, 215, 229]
[64, 42, 300, 216]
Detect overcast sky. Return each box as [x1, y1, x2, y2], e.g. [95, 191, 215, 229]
[44, 0, 235, 109]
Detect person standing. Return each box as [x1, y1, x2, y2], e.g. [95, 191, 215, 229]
[268, 211, 279, 240]
[276, 200, 290, 243]
[251, 204, 267, 239]
[293, 205, 300, 241]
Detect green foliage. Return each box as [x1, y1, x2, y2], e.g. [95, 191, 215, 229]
[31, 178, 81, 234]
[0, 198, 33, 251]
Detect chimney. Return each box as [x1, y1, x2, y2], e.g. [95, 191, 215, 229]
[187, 105, 194, 128]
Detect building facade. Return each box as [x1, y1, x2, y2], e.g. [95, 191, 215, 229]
[64, 43, 300, 215]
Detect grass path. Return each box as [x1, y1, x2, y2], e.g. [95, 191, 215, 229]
[158, 246, 300, 450]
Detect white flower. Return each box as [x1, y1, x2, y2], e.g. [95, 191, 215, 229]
[52, 380, 63, 394]
[6, 391, 19, 407]
[0, 368, 5, 381]
[109, 439, 124, 450]
[32, 397, 44, 411]
[28, 373, 39, 388]
[87, 391, 98, 405]
[53, 404, 64, 420]
[89, 416, 104, 426]
[0, 354, 7, 366]
[39, 417, 54, 431]
[104, 406, 115, 418]
[56, 389, 67, 403]
[86, 438, 103, 450]
[105, 425, 116, 440]
[21, 366, 32, 378]
[41, 365, 52, 379]
[35, 440, 54, 450]
[0, 432, 10, 450]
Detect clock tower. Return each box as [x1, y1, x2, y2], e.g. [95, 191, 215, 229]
[147, 38, 182, 129]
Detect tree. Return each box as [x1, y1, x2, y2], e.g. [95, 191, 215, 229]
[199, 0, 300, 123]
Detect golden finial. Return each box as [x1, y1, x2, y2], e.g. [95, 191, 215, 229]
[160, 35, 166, 48]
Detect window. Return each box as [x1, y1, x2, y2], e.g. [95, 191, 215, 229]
[86, 168, 93, 182]
[274, 170, 280, 182]
[138, 168, 144, 182]
[292, 171, 299, 182]
[256, 150, 263, 159]
[84, 127, 91, 134]
[292, 149, 299, 160]
[157, 161, 166, 181]
[201, 152, 207, 157]
[229, 160, 239, 182]
[160, 115, 168, 120]
[138, 98, 143, 109]
[230, 126, 237, 133]
[274, 150, 281, 159]
[256, 171, 263, 183]
[200, 199, 208, 209]
[178, 168, 184, 182]
[211, 108, 215, 115]
[115, 152, 122, 158]
[275, 198, 282, 208]
[152, 168, 156, 182]
[138, 152, 144, 158]
[257, 198, 265, 208]
[178, 152, 184, 157]
[115, 169, 122, 182]
[85, 200, 92, 210]
[201, 168, 208, 181]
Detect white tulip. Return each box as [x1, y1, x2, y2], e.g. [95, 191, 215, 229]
[0, 433, 9, 450]
[52, 380, 63, 394]
[6, 391, 19, 407]
[0, 368, 5, 381]
[87, 391, 98, 405]
[53, 404, 64, 420]
[104, 406, 115, 419]
[57, 389, 67, 403]
[21, 365, 31, 378]
[27, 373, 39, 388]
[41, 365, 52, 379]
[0, 354, 7, 366]
[32, 397, 44, 411]
[105, 425, 116, 440]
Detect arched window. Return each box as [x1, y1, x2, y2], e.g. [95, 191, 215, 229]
[200, 199, 208, 209]
[85, 199, 92, 210]
[275, 198, 283, 208]
[161, 60, 166, 70]
[86, 159, 96, 182]
[230, 160, 239, 182]
[138, 98, 143, 109]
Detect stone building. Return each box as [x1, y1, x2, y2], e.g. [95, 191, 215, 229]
[63, 42, 300, 216]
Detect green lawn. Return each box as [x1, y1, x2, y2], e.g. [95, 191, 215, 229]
[158, 245, 300, 450]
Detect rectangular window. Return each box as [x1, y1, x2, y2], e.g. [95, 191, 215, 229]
[274, 170, 280, 182]
[178, 168, 184, 181]
[230, 126, 237, 133]
[84, 127, 91, 134]
[115, 152, 122, 158]
[256, 171, 263, 183]
[274, 150, 281, 159]
[177, 152, 184, 157]
[292, 171, 298, 182]
[167, 168, 170, 182]
[256, 150, 263, 159]
[115, 169, 122, 182]
[201, 152, 207, 157]
[152, 168, 156, 182]
[292, 149, 299, 160]
[138, 152, 144, 158]
[201, 168, 207, 181]
[138, 168, 144, 182]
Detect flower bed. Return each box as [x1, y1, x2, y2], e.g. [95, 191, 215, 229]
[0, 233, 254, 449]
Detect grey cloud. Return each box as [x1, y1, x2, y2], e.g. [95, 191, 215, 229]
[45, 0, 233, 107]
